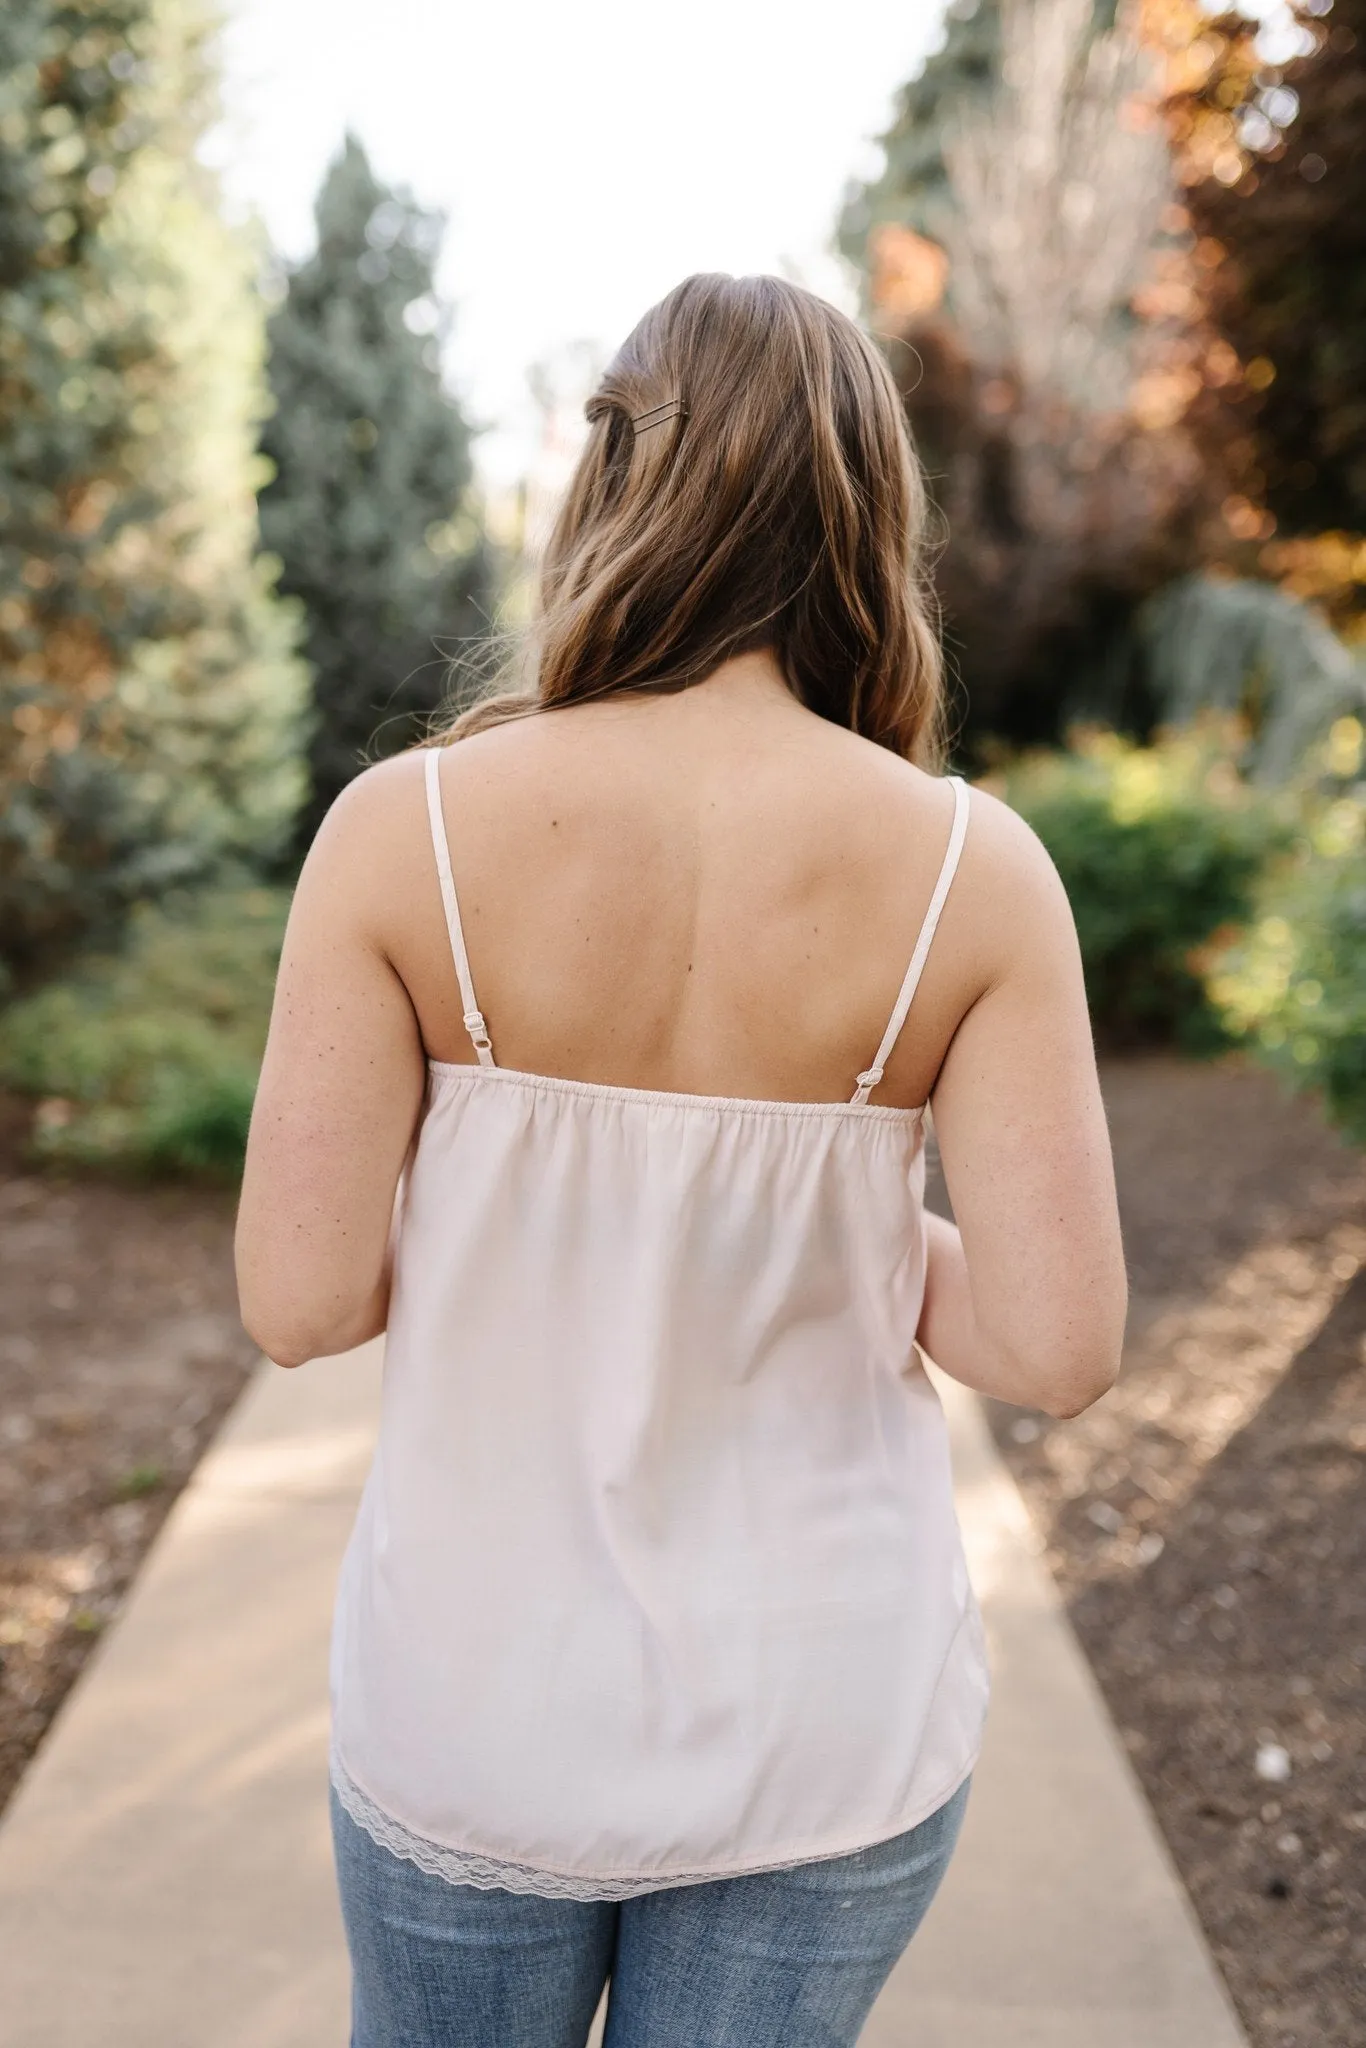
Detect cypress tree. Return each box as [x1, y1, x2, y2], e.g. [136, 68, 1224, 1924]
[0, 0, 308, 993]
[259, 134, 492, 831]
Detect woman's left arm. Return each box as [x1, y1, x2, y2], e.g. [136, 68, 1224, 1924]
[236, 765, 428, 1368]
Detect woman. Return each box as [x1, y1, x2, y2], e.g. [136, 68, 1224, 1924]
[236, 273, 1126, 2047]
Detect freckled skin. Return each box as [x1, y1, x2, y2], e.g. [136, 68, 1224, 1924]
[235, 652, 1126, 1407]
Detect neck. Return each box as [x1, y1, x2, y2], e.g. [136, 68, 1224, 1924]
[649, 650, 805, 731]
[557, 649, 803, 729]
[689, 649, 791, 702]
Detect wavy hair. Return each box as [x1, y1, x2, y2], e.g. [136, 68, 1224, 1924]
[446, 274, 945, 766]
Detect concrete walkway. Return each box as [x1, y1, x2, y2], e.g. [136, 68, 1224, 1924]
[0, 1343, 1247, 2048]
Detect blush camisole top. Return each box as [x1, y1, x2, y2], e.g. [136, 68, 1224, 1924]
[329, 747, 989, 1899]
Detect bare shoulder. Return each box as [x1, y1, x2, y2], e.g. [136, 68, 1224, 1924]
[301, 729, 550, 935]
[959, 783, 1066, 898]
[952, 782, 1079, 980]
[309, 727, 530, 841]
[307, 747, 430, 869]
[292, 749, 452, 959]
[817, 724, 1063, 903]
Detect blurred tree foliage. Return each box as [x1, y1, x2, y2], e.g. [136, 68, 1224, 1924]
[260, 133, 492, 835]
[840, 0, 1001, 257]
[0, 0, 308, 995]
[843, 0, 1366, 752]
[1155, 0, 1366, 615]
[1122, 571, 1365, 781]
[842, 0, 1216, 745]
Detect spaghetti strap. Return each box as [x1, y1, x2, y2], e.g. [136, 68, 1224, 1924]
[423, 748, 495, 1066]
[851, 777, 970, 1105]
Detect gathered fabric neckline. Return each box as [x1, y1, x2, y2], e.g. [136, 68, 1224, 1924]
[425, 1057, 928, 1126]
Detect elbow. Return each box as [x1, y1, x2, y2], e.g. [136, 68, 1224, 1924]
[1037, 1358, 1120, 1421]
[238, 1302, 318, 1370]
[237, 1279, 371, 1370]
[261, 1340, 312, 1372]
[980, 1320, 1124, 1421]
[235, 1239, 312, 1367]
[236, 1249, 384, 1372]
[990, 1273, 1127, 1422]
[1030, 1326, 1125, 1420]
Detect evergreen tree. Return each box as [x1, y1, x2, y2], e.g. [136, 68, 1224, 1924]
[259, 135, 492, 830]
[0, 0, 308, 993]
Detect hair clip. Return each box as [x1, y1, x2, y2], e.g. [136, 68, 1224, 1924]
[631, 398, 687, 435]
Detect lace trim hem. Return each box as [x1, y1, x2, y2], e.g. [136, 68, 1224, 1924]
[330, 1753, 738, 1899]
[328, 1749, 966, 1902]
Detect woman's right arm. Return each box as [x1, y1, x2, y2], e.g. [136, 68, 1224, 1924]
[916, 792, 1127, 1419]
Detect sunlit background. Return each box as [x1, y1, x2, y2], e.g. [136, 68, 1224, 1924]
[213, 0, 946, 490]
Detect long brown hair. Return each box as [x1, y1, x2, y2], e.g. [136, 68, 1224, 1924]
[447, 274, 945, 766]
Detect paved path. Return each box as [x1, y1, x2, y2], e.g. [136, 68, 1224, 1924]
[0, 1343, 1247, 2048]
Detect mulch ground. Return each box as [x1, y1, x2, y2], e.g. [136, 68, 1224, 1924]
[986, 1056, 1366, 2048]
[0, 1094, 258, 1817]
[0, 1060, 1362, 2046]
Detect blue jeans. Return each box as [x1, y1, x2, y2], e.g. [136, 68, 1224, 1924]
[331, 1778, 969, 2046]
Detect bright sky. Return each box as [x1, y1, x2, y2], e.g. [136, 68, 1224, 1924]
[213, 0, 947, 491]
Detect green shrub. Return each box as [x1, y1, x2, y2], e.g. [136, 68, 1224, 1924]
[997, 726, 1288, 1046]
[0, 884, 287, 1177]
[1206, 722, 1366, 1142]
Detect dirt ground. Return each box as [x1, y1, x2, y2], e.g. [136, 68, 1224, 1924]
[0, 1095, 259, 1816]
[986, 1057, 1366, 2048]
[0, 1060, 1362, 2046]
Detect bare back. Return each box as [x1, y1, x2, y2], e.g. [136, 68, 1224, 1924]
[378, 664, 988, 1110]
